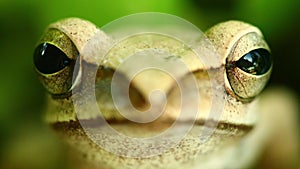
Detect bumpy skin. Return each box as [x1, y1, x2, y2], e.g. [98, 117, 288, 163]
[35, 18, 299, 169]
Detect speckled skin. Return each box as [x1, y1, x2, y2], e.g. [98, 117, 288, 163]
[35, 18, 281, 169]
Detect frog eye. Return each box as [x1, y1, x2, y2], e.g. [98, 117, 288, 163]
[236, 48, 272, 75]
[205, 21, 273, 100]
[34, 43, 71, 74]
[225, 32, 272, 100]
[34, 29, 78, 95]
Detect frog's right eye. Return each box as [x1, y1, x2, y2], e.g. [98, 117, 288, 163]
[34, 29, 78, 95]
[34, 42, 71, 74]
[34, 43, 71, 74]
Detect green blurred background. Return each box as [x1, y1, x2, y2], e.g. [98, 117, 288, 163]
[0, 0, 299, 168]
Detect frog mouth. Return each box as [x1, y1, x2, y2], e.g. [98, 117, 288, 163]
[52, 117, 253, 137]
[78, 117, 252, 130]
[51, 117, 254, 160]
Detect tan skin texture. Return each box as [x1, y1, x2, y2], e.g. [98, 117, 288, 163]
[34, 18, 299, 169]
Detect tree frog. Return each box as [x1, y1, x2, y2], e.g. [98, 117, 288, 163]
[33, 18, 299, 169]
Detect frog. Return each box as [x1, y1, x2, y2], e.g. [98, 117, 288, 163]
[33, 17, 299, 169]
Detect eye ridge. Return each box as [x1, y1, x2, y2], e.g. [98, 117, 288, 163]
[34, 42, 71, 74]
[236, 48, 272, 75]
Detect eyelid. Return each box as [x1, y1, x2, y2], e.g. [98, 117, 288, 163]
[227, 32, 270, 63]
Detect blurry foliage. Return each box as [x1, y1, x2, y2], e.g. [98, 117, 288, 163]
[0, 0, 298, 168]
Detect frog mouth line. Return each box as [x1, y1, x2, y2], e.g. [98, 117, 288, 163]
[51, 118, 253, 133]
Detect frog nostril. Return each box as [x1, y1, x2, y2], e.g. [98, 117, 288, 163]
[34, 42, 71, 74]
[236, 48, 272, 75]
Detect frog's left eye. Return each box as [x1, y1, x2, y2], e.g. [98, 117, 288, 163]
[205, 21, 273, 100]
[34, 29, 78, 95]
[225, 31, 272, 100]
[236, 48, 272, 75]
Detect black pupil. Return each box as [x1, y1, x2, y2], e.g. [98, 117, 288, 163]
[34, 43, 71, 74]
[236, 48, 272, 75]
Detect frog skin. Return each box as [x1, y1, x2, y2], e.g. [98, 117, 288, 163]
[33, 18, 299, 169]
